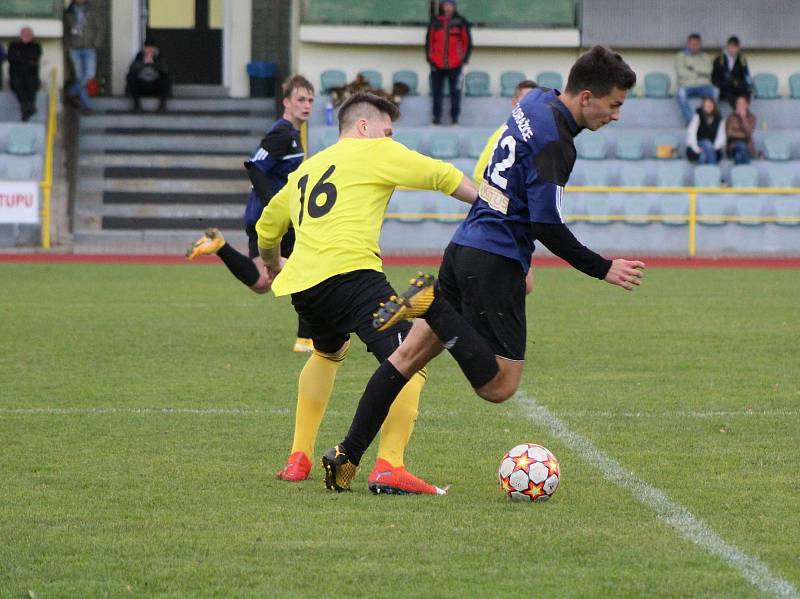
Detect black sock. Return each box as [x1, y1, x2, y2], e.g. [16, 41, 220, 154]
[216, 243, 260, 287]
[424, 296, 499, 389]
[340, 360, 409, 466]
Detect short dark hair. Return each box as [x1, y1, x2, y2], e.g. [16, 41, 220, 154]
[564, 46, 636, 98]
[688, 33, 702, 41]
[282, 74, 314, 99]
[515, 80, 538, 94]
[727, 35, 740, 46]
[337, 92, 400, 132]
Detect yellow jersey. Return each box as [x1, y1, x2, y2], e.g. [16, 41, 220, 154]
[472, 124, 505, 184]
[256, 136, 464, 296]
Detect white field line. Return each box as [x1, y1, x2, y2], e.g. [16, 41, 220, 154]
[517, 393, 799, 599]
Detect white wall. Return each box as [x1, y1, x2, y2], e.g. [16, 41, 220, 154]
[225, 0, 251, 97]
[110, 0, 140, 95]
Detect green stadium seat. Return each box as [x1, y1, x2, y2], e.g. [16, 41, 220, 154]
[644, 72, 671, 98]
[392, 70, 419, 95]
[619, 163, 647, 187]
[774, 198, 800, 226]
[536, 71, 563, 90]
[464, 71, 490, 97]
[614, 131, 644, 160]
[763, 136, 791, 161]
[429, 132, 460, 159]
[388, 192, 429, 223]
[653, 132, 680, 159]
[789, 73, 800, 99]
[435, 198, 470, 223]
[393, 130, 421, 152]
[6, 126, 37, 155]
[582, 162, 611, 186]
[693, 164, 722, 188]
[730, 164, 759, 188]
[734, 197, 765, 226]
[766, 163, 795, 188]
[4, 158, 35, 180]
[584, 195, 612, 224]
[575, 133, 606, 160]
[320, 69, 346, 93]
[622, 195, 653, 225]
[500, 71, 525, 97]
[319, 128, 339, 151]
[753, 73, 779, 99]
[696, 195, 727, 226]
[467, 129, 494, 159]
[656, 162, 685, 187]
[359, 70, 383, 90]
[659, 194, 690, 225]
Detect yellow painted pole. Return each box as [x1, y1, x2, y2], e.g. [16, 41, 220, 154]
[688, 190, 697, 258]
[40, 68, 59, 249]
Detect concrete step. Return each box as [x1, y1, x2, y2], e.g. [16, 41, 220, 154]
[79, 132, 254, 153]
[79, 153, 245, 169]
[172, 84, 230, 97]
[80, 203, 243, 219]
[101, 215, 244, 230]
[80, 113, 273, 131]
[72, 228, 250, 252]
[91, 96, 275, 113]
[76, 177, 250, 194]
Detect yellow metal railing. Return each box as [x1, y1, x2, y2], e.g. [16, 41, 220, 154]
[388, 185, 800, 257]
[39, 68, 59, 249]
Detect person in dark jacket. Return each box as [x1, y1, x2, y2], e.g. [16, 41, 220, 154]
[125, 37, 171, 112]
[685, 96, 725, 164]
[8, 27, 42, 122]
[425, 0, 472, 126]
[711, 36, 752, 109]
[0, 43, 6, 90]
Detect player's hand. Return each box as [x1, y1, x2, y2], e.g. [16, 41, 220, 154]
[604, 259, 645, 291]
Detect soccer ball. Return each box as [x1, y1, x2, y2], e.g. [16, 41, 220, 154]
[498, 443, 560, 502]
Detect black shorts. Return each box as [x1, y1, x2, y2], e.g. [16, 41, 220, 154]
[246, 223, 296, 260]
[437, 242, 527, 361]
[290, 269, 411, 361]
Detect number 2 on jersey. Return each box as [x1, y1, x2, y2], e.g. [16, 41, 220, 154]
[297, 165, 337, 226]
[489, 126, 516, 190]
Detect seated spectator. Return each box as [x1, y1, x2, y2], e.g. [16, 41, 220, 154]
[712, 36, 752, 109]
[686, 97, 725, 164]
[675, 33, 718, 124]
[8, 27, 42, 122]
[125, 37, 171, 112]
[726, 95, 757, 165]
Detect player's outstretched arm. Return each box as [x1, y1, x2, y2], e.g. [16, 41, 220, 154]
[604, 259, 646, 291]
[451, 174, 478, 204]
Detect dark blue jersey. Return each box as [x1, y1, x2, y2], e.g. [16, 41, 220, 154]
[451, 88, 581, 272]
[243, 118, 304, 225]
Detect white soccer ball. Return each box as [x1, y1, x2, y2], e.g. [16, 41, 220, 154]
[498, 443, 560, 502]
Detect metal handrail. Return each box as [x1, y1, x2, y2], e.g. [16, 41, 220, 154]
[39, 67, 59, 249]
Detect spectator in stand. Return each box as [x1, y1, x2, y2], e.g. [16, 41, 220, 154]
[675, 33, 718, 124]
[8, 27, 42, 122]
[726, 95, 757, 164]
[0, 42, 7, 91]
[426, 0, 472, 126]
[64, 0, 103, 115]
[712, 36, 752, 109]
[125, 37, 171, 112]
[685, 96, 725, 164]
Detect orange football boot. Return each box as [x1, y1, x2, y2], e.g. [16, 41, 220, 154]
[367, 458, 447, 496]
[276, 451, 312, 482]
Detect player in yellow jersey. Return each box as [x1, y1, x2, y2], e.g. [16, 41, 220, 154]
[256, 92, 477, 494]
[473, 79, 539, 296]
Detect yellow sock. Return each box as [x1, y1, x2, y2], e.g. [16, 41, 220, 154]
[289, 342, 349, 458]
[376, 368, 428, 467]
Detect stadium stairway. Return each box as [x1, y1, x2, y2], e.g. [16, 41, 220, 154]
[71, 95, 276, 250]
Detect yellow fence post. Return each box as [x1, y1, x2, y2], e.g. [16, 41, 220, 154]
[688, 190, 697, 258]
[40, 68, 59, 250]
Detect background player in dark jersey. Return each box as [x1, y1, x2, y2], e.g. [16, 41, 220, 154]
[186, 75, 315, 353]
[322, 46, 646, 491]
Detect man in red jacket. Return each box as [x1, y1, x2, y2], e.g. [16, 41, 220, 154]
[426, 0, 472, 126]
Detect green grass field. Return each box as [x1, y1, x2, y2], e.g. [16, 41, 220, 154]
[1, 263, 798, 598]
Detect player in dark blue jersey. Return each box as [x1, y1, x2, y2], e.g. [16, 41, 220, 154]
[186, 75, 315, 353]
[322, 46, 647, 491]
